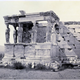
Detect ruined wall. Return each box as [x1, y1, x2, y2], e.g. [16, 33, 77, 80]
[57, 22, 80, 59]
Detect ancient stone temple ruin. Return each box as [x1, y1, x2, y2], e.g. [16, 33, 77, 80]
[3, 11, 80, 65]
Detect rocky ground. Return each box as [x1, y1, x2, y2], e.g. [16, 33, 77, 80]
[0, 67, 80, 79]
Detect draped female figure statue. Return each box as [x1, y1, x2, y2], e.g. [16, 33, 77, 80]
[18, 24, 23, 43]
[13, 30, 17, 43]
[5, 27, 10, 43]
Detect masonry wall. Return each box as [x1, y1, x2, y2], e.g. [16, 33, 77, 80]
[58, 22, 80, 59]
[4, 43, 58, 64]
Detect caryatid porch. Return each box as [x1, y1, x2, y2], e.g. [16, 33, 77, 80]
[3, 11, 60, 63]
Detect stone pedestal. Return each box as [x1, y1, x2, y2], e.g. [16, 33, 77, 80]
[5, 44, 13, 57]
[4, 42, 59, 64]
[14, 44, 24, 57]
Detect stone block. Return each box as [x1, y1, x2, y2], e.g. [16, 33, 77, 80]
[65, 36, 69, 41]
[67, 41, 73, 45]
[35, 49, 50, 58]
[75, 27, 80, 32]
[5, 44, 13, 57]
[68, 44, 75, 49]
[51, 45, 58, 58]
[24, 45, 35, 57]
[64, 28, 69, 33]
[75, 39, 80, 45]
[14, 44, 24, 57]
[35, 43, 51, 49]
[65, 49, 77, 57]
[61, 33, 67, 38]
[41, 58, 52, 63]
[59, 28, 64, 33]
[73, 49, 80, 58]
[35, 43, 51, 58]
[57, 34, 63, 41]
[73, 33, 78, 37]
[69, 36, 75, 44]
[69, 28, 75, 33]
[75, 45, 80, 49]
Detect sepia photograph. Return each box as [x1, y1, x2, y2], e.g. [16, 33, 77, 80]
[0, 0, 80, 79]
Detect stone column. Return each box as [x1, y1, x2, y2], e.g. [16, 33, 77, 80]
[5, 23, 10, 43]
[32, 22, 37, 43]
[18, 23, 23, 43]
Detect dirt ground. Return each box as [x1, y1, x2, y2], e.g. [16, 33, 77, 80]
[0, 68, 80, 79]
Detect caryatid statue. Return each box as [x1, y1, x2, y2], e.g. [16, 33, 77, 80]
[32, 22, 37, 43]
[13, 29, 17, 43]
[18, 24, 23, 43]
[5, 26, 10, 43]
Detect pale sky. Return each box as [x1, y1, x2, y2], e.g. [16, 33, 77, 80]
[0, 1, 80, 46]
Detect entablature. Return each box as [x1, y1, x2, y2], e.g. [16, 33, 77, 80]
[3, 11, 59, 25]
